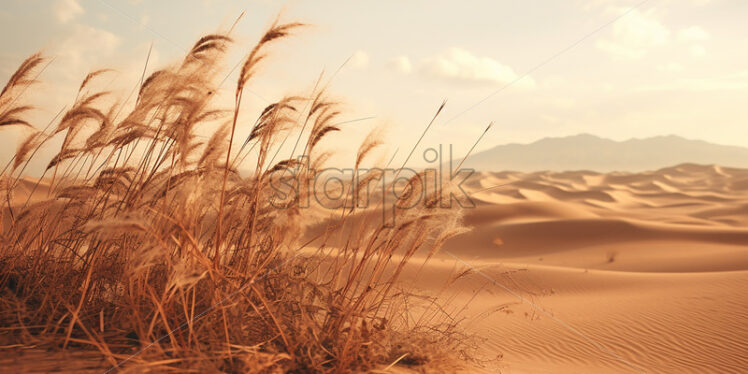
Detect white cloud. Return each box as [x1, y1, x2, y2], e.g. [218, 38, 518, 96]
[388, 56, 412, 74]
[678, 26, 710, 42]
[672, 26, 709, 58]
[420, 48, 534, 89]
[639, 70, 748, 92]
[349, 50, 369, 69]
[689, 44, 707, 57]
[54, 24, 121, 80]
[55, 0, 84, 24]
[596, 9, 670, 59]
[63, 24, 120, 53]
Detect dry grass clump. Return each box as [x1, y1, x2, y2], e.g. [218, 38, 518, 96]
[0, 19, 469, 372]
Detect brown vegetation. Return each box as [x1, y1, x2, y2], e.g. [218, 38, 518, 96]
[0, 20, 469, 373]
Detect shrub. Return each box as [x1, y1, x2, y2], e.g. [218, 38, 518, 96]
[0, 19, 468, 373]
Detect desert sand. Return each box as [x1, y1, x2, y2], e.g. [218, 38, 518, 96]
[3, 164, 747, 373]
[406, 163, 748, 373]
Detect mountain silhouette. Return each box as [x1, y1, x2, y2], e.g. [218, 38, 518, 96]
[457, 134, 748, 172]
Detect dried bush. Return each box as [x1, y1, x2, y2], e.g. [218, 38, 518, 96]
[0, 19, 469, 373]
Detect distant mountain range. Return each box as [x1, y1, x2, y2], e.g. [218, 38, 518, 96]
[457, 134, 748, 172]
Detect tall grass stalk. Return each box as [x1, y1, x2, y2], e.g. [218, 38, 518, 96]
[0, 20, 470, 373]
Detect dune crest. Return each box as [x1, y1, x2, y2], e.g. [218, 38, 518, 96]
[431, 164, 748, 373]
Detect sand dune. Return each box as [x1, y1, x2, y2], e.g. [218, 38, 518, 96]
[424, 164, 748, 373]
[425, 264, 748, 373]
[5, 164, 746, 373]
[301, 164, 748, 372]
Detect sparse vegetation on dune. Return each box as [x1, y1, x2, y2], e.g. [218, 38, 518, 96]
[0, 19, 471, 372]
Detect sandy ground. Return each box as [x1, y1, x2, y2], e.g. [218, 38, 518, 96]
[3, 164, 747, 373]
[411, 164, 748, 373]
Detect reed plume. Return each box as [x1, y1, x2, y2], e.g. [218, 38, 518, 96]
[0, 18, 471, 374]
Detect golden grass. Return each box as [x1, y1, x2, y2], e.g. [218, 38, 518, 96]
[0, 19, 473, 373]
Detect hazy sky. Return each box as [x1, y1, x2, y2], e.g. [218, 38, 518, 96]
[1, 0, 747, 171]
